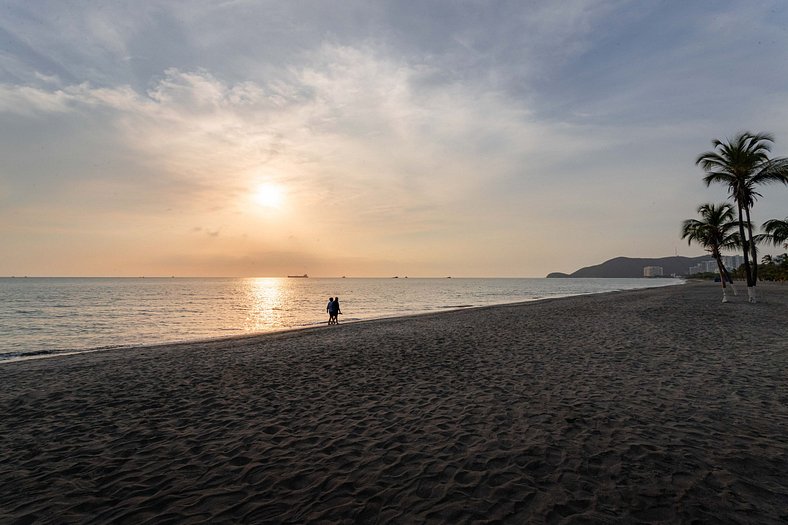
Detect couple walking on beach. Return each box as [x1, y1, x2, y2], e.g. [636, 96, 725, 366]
[326, 296, 342, 325]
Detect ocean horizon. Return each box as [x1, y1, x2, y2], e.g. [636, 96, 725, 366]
[1, 277, 684, 362]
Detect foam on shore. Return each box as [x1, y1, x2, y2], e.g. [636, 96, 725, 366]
[1, 282, 786, 523]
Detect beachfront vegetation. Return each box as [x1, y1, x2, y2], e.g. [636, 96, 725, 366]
[695, 131, 788, 302]
[758, 253, 788, 281]
[727, 259, 788, 282]
[681, 203, 741, 302]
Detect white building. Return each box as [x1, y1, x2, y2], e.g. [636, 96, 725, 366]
[643, 266, 664, 277]
[688, 256, 744, 276]
[689, 260, 718, 275]
[722, 255, 744, 270]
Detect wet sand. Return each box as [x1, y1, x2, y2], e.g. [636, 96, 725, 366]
[1, 281, 786, 523]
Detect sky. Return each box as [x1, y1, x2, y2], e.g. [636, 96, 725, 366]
[2, 0, 788, 277]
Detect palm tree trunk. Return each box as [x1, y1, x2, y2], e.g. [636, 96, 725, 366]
[736, 202, 756, 302]
[744, 205, 759, 285]
[722, 265, 737, 295]
[714, 256, 729, 303]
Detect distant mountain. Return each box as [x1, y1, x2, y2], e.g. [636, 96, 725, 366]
[546, 256, 710, 278]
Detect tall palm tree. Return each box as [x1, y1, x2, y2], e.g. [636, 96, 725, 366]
[756, 217, 788, 249]
[681, 203, 741, 302]
[696, 131, 788, 302]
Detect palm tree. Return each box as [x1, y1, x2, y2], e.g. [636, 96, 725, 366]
[696, 131, 788, 302]
[681, 203, 741, 302]
[759, 217, 788, 249]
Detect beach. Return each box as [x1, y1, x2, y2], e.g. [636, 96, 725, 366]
[1, 282, 786, 524]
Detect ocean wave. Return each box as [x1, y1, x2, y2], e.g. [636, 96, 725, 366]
[0, 349, 58, 361]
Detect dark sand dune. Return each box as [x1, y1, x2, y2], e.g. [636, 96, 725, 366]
[1, 282, 787, 523]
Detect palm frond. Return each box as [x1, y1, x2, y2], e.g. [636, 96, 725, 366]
[761, 218, 788, 245]
[697, 132, 782, 222]
[681, 202, 741, 252]
[719, 232, 742, 250]
[751, 157, 788, 185]
[702, 171, 735, 187]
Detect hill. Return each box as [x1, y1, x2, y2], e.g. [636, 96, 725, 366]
[546, 256, 709, 278]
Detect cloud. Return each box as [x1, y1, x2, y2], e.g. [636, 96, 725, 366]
[0, 42, 553, 212]
[3, 1, 788, 276]
[0, 41, 722, 273]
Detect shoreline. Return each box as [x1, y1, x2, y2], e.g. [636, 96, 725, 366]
[2, 281, 786, 523]
[1, 279, 686, 365]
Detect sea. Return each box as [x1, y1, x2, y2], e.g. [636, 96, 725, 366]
[0, 277, 683, 362]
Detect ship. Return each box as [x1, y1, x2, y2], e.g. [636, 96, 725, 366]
[287, 274, 309, 278]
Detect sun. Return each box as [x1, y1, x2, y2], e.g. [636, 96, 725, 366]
[251, 183, 285, 209]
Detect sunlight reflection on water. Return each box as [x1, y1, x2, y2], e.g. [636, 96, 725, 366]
[0, 277, 683, 359]
[245, 277, 285, 331]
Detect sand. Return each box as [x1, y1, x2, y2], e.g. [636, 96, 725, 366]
[1, 281, 786, 524]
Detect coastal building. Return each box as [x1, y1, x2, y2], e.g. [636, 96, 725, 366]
[688, 256, 744, 276]
[689, 260, 718, 275]
[722, 255, 744, 270]
[643, 266, 664, 277]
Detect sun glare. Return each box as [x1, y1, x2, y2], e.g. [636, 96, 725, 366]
[252, 183, 285, 209]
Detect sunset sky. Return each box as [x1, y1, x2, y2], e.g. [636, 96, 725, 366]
[2, 1, 788, 277]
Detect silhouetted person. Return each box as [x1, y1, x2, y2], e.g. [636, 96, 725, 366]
[327, 297, 334, 325]
[328, 296, 341, 324]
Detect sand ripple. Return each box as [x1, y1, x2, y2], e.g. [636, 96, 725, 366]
[1, 282, 787, 523]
